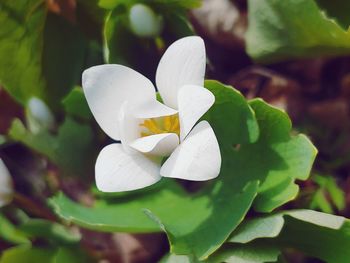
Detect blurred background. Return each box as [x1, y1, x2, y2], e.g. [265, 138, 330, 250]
[0, 0, 350, 262]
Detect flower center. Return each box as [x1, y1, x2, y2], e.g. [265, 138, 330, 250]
[140, 114, 180, 137]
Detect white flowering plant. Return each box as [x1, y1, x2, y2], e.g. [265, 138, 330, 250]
[1, 0, 350, 262]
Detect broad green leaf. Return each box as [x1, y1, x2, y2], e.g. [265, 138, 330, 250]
[144, 182, 258, 259]
[50, 81, 315, 259]
[0, 214, 29, 245]
[18, 219, 81, 245]
[246, 0, 350, 63]
[50, 181, 187, 233]
[229, 210, 350, 263]
[8, 117, 95, 175]
[204, 81, 259, 145]
[51, 181, 258, 259]
[0, 0, 46, 104]
[0, 2, 87, 108]
[228, 215, 284, 244]
[62, 87, 92, 119]
[248, 100, 317, 212]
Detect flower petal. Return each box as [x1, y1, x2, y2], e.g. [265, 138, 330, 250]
[156, 36, 206, 109]
[130, 133, 179, 156]
[118, 102, 140, 154]
[133, 100, 177, 119]
[160, 121, 221, 181]
[0, 159, 14, 207]
[95, 144, 161, 192]
[82, 64, 156, 140]
[178, 85, 215, 141]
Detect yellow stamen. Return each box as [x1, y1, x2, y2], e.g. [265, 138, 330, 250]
[164, 116, 172, 131]
[140, 114, 180, 137]
[141, 119, 163, 134]
[170, 115, 179, 132]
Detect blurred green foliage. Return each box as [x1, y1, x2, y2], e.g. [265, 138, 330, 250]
[247, 0, 350, 63]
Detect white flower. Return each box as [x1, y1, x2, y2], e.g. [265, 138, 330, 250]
[82, 36, 221, 192]
[0, 159, 14, 207]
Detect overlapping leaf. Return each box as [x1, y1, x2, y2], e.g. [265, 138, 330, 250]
[247, 0, 350, 63]
[0, 0, 87, 109]
[0, 0, 46, 104]
[228, 210, 350, 263]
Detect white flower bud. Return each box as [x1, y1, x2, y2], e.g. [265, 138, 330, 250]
[129, 4, 163, 38]
[27, 97, 55, 133]
[0, 159, 14, 207]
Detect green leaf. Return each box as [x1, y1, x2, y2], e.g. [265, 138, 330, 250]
[229, 214, 284, 244]
[0, 0, 46, 104]
[50, 81, 315, 259]
[229, 210, 350, 263]
[0, 246, 55, 263]
[62, 87, 92, 120]
[311, 174, 346, 213]
[316, 0, 350, 30]
[8, 117, 95, 175]
[18, 219, 81, 245]
[51, 180, 258, 260]
[0, 2, 87, 108]
[311, 190, 333, 214]
[0, 214, 29, 245]
[204, 80, 259, 145]
[248, 100, 317, 212]
[42, 13, 88, 110]
[52, 247, 92, 263]
[246, 0, 350, 63]
[163, 244, 281, 263]
[145, 182, 259, 260]
[0, 245, 90, 263]
[208, 243, 280, 263]
[160, 253, 195, 263]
